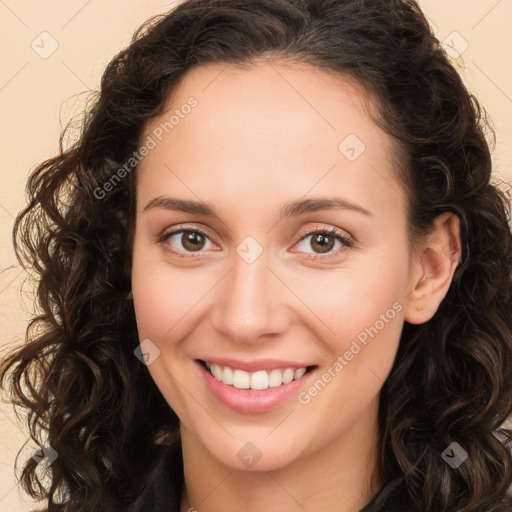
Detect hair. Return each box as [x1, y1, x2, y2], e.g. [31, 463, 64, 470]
[1, 0, 511, 511]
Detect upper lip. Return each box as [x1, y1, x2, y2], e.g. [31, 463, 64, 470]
[197, 357, 315, 372]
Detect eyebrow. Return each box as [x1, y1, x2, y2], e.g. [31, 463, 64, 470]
[143, 196, 373, 219]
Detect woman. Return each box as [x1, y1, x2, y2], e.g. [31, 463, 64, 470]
[2, 0, 511, 511]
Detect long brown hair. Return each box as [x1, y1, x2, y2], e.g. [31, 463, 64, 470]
[2, 1, 512, 510]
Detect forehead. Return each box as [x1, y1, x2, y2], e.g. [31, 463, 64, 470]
[142, 59, 393, 158]
[137, 60, 405, 220]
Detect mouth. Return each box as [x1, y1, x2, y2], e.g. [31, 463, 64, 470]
[197, 359, 317, 391]
[195, 359, 318, 414]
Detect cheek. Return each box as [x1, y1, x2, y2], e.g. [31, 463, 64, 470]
[130, 252, 202, 415]
[296, 259, 408, 354]
[296, 268, 405, 428]
[131, 240, 202, 343]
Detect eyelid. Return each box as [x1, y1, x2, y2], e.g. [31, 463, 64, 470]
[158, 223, 216, 243]
[294, 223, 354, 245]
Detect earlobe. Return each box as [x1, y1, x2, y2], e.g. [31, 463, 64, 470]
[404, 212, 462, 325]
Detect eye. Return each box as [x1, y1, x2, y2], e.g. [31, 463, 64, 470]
[158, 224, 354, 261]
[158, 226, 216, 258]
[292, 226, 354, 261]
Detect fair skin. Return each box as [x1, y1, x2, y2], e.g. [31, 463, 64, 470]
[131, 60, 461, 512]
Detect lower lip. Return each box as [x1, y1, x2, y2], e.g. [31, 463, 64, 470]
[196, 360, 317, 414]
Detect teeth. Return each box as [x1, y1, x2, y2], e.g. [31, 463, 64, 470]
[233, 369, 250, 389]
[223, 366, 234, 385]
[205, 362, 309, 390]
[250, 370, 268, 390]
[295, 367, 306, 379]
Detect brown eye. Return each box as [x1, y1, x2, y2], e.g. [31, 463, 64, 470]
[310, 233, 335, 254]
[293, 226, 354, 261]
[180, 231, 206, 252]
[160, 228, 215, 256]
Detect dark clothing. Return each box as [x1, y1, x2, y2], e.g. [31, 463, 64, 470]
[129, 438, 184, 512]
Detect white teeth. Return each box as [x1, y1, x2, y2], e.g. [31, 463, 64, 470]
[204, 362, 309, 390]
[294, 367, 306, 379]
[268, 369, 283, 388]
[250, 370, 268, 390]
[223, 366, 234, 385]
[282, 368, 295, 384]
[211, 364, 223, 381]
[233, 369, 250, 389]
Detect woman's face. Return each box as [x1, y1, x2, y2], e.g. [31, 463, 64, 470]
[131, 61, 420, 471]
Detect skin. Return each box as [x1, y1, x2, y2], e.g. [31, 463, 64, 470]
[131, 60, 461, 512]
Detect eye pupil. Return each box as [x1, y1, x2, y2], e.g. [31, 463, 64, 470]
[182, 231, 205, 251]
[312, 234, 334, 253]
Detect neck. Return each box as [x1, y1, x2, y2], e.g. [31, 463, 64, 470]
[179, 398, 382, 512]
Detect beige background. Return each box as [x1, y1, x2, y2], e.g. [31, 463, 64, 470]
[1, 1, 511, 510]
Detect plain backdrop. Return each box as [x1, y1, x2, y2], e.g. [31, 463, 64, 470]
[1, 1, 511, 510]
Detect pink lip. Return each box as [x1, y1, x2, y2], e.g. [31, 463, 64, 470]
[197, 357, 313, 372]
[196, 360, 318, 414]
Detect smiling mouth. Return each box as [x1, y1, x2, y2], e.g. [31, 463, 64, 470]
[197, 359, 317, 391]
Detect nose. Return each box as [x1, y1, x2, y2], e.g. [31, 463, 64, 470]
[211, 251, 291, 346]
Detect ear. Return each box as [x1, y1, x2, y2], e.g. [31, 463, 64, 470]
[404, 212, 462, 324]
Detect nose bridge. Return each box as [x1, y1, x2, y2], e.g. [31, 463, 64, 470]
[212, 249, 288, 343]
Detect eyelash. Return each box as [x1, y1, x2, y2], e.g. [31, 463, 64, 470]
[157, 224, 354, 261]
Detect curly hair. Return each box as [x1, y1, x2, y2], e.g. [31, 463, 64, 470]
[1, 0, 512, 511]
